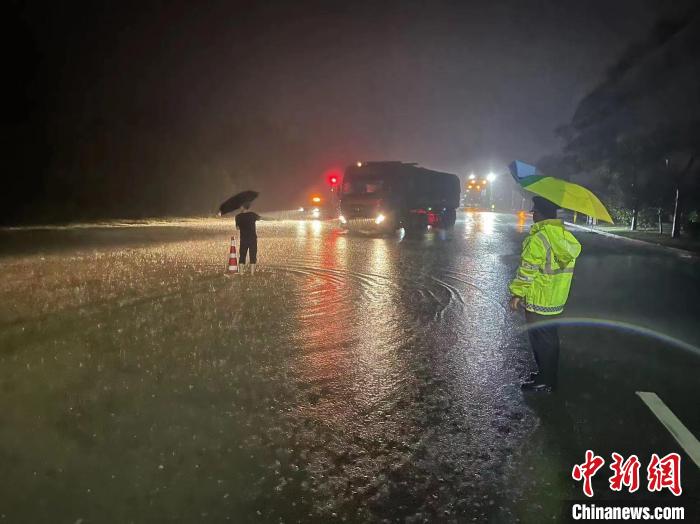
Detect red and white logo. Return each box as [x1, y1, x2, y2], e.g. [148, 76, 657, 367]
[572, 451, 682, 497]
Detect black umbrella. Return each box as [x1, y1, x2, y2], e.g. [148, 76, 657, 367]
[219, 190, 259, 215]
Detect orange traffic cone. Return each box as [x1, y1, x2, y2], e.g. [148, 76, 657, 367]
[227, 236, 239, 273]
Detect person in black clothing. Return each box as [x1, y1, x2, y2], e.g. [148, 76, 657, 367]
[235, 202, 262, 274]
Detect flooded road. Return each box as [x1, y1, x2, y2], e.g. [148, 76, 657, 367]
[1, 213, 698, 522]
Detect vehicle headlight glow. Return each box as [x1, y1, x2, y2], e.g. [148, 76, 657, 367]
[375, 213, 386, 224]
[339, 215, 347, 224]
[312, 208, 320, 218]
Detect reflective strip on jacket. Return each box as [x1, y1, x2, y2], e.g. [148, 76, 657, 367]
[509, 219, 582, 315]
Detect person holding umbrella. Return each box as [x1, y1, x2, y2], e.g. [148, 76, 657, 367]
[508, 196, 582, 393]
[507, 160, 614, 393]
[218, 190, 264, 275]
[234, 201, 262, 275]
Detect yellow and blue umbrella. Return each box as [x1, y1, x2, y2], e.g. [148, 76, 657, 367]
[509, 160, 614, 223]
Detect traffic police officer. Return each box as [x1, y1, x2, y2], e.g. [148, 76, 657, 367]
[509, 196, 582, 392]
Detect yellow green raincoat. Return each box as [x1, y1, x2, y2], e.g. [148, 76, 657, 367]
[509, 219, 582, 315]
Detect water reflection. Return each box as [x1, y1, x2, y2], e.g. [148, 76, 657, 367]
[274, 213, 536, 520]
[291, 231, 408, 419]
[294, 219, 324, 238]
[350, 238, 403, 409]
[462, 210, 477, 235]
[310, 219, 322, 236]
[479, 211, 496, 235]
[516, 211, 529, 233]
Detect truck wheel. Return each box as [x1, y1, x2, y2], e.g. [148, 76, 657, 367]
[402, 214, 427, 234]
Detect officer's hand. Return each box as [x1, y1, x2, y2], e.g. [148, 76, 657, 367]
[509, 296, 522, 312]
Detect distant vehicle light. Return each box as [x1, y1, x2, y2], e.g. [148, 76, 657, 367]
[487, 173, 496, 182]
[298, 207, 304, 212]
[339, 215, 347, 224]
[357, 161, 363, 167]
[312, 208, 320, 218]
[469, 173, 476, 180]
[312, 196, 321, 203]
[375, 214, 386, 224]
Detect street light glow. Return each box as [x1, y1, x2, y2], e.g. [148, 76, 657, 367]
[487, 173, 496, 182]
[469, 173, 476, 180]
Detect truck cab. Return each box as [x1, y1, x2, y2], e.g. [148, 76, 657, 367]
[339, 161, 460, 233]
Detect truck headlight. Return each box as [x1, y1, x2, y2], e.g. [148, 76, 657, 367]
[375, 214, 386, 224]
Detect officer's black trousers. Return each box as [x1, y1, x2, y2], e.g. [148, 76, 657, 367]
[239, 237, 257, 264]
[525, 310, 561, 388]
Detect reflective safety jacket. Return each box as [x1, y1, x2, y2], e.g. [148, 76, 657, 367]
[509, 219, 582, 315]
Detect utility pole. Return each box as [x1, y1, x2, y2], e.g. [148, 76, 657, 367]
[671, 155, 695, 239]
[671, 187, 681, 239]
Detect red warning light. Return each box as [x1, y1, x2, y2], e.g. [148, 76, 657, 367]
[325, 168, 342, 187]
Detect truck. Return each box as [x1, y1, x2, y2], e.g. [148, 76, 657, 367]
[338, 161, 460, 232]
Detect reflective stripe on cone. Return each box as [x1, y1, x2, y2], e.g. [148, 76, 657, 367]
[227, 236, 239, 273]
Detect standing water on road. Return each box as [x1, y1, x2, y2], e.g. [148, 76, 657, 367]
[0, 213, 698, 522]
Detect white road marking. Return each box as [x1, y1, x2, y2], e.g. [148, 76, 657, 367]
[636, 391, 700, 468]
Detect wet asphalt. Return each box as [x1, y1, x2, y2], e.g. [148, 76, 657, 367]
[0, 212, 698, 522]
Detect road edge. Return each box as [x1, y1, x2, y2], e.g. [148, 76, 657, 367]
[565, 222, 699, 259]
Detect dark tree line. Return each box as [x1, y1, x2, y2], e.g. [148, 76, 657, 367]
[551, 5, 700, 237]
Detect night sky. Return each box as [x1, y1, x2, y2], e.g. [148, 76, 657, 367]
[4, 0, 668, 222]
